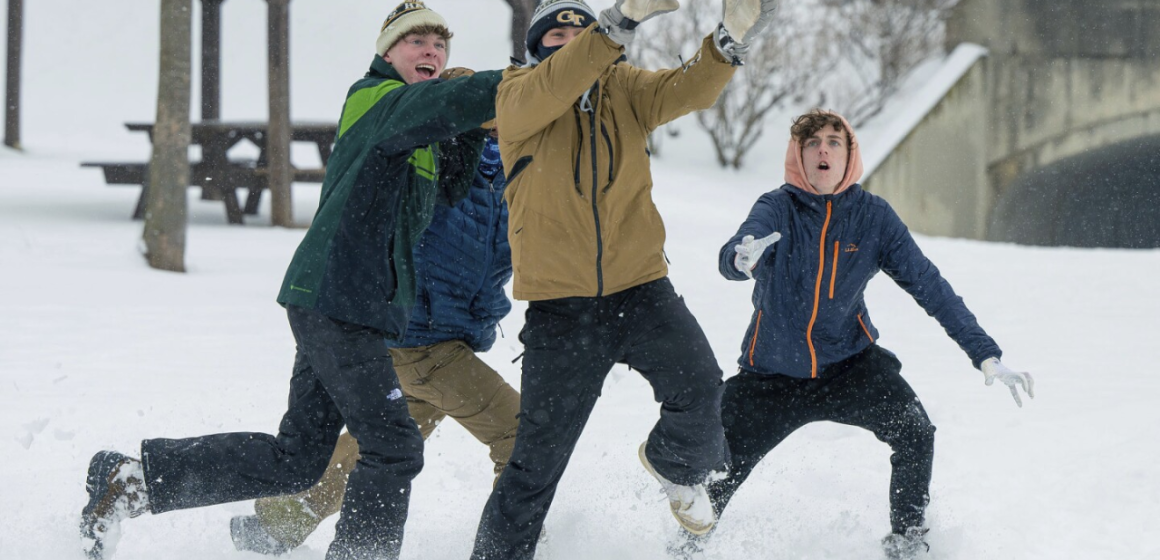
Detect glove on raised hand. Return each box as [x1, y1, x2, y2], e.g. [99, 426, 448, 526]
[716, 0, 779, 65]
[440, 67, 475, 80]
[618, 0, 680, 24]
[733, 231, 781, 279]
[600, 0, 680, 46]
[981, 357, 1035, 408]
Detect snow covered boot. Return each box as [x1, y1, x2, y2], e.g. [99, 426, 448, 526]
[881, 527, 930, 559]
[230, 515, 293, 555]
[638, 442, 717, 536]
[79, 451, 150, 560]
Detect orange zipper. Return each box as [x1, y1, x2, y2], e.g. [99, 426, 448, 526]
[748, 310, 763, 366]
[829, 240, 838, 299]
[806, 201, 832, 378]
[857, 313, 875, 342]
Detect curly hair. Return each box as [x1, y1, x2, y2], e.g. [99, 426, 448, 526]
[790, 110, 853, 150]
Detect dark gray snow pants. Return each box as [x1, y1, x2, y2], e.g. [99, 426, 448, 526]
[709, 344, 936, 534]
[141, 305, 424, 560]
[471, 278, 728, 560]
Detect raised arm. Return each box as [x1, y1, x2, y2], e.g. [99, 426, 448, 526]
[623, 33, 737, 132]
[495, 25, 624, 142]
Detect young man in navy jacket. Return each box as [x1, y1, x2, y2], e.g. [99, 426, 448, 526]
[710, 110, 1035, 559]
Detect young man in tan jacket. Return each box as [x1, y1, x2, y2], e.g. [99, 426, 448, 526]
[470, 1, 779, 558]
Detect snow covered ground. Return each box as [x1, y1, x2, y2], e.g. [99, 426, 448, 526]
[3, 1, 1160, 559]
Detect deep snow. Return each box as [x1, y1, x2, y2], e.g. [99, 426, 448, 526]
[3, 1, 1159, 559]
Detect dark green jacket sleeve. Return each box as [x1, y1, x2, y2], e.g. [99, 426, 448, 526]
[364, 71, 502, 157]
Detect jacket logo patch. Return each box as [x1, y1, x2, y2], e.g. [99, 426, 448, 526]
[844, 243, 859, 253]
[556, 10, 587, 26]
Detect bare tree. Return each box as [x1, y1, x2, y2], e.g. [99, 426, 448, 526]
[504, 0, 536, 62]
[634, 1, 832, 168]
[5, 0, 23, 150]
[143, 0, 192, 272]
[825, 0, 957, 125]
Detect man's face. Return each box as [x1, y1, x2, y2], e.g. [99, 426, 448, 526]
[801, 125, 849, 194]
[383, 32, 448, 85]
[541, 26, 585, 48]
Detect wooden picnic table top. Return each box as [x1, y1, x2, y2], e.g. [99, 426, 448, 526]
[124, 120, 337, 144]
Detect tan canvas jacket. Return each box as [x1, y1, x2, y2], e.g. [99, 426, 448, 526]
[497, 25, 736, 301]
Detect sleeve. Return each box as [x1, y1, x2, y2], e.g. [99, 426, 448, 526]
[437, 128, 488, 206]
[623, 33, 737, 133]
[496, 25, 625, 142]
[367, 70, 503, 156]
[877, 203, 1002, 368]
[719, 192, 781, 281]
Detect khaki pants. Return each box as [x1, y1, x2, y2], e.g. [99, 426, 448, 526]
[254, 340, 520, 548]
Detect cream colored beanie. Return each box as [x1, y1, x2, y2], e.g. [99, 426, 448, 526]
[376, 1, 450, 57]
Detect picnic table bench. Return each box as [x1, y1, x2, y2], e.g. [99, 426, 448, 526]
[82, 120, 336, 224]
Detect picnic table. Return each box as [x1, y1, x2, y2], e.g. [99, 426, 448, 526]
[82, 120, 337, 224]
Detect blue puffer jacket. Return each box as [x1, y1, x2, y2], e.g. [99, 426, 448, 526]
[390, 163, 511, 352]
[718, 184, 1001, 379]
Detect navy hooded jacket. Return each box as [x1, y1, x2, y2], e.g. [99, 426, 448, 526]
[389, 165, 511, 352]
[718, 184, 1001, 379]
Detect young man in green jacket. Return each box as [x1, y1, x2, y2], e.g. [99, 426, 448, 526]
[78, 3, 502, 559]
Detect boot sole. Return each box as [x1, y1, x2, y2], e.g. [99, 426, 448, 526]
[637, 443, 716, 536]
[80, 451, 128, 560]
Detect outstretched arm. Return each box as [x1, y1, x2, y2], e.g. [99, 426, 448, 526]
[878, 205, 1003, 368]
[367, 71, 503, 156]
[719, 192, 781, 281]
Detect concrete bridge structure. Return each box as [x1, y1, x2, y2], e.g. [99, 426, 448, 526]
[863, 0, 1160, 248]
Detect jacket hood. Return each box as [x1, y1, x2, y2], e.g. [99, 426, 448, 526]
[784, 112, 864, 196]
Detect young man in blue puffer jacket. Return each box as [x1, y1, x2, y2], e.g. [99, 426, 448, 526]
[705, 110, 1036, 560]
[229, 131, 521, 555]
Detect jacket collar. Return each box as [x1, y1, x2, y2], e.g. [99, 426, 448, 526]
[368, 56, 406, 83]
[783, 183, 864, 217]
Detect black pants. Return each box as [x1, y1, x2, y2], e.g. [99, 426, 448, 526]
[471, 278, 727, 560]
[141, 305, 424, 560]
[709, 345, 935, 534]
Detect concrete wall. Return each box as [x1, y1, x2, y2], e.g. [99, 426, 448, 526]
[869, 0, 1160, 243]
[950, 0, 1160, 195]
[863, 59, 990, 239]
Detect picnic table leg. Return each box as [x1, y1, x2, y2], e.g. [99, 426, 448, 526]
[243, 187, 263, 215]
[222, 187, 245, 224]
[133, 186, 147, 220]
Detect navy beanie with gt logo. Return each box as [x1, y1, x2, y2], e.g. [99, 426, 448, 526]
[525, 0, 597, 64]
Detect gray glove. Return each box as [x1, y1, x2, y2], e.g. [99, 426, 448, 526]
[600, 0, 680, 46]
[716, 0, 778, 65]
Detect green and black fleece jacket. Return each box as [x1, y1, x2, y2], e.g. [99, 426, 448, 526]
[278, 57, 501, 338]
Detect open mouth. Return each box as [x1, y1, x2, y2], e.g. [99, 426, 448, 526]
[818, 162, 831, 171]
[416, 64, 436, 79]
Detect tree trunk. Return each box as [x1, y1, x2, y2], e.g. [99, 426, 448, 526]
[5, 0, 23, 149]
[505, 0, 535, 62]
[267, 0, 293, 227]
[144, 0, 191, 272]
[201, 0, 224, 121]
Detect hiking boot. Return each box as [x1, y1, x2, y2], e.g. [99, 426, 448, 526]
[882, 527, 930, 559]
[230, 515, 293, 555]
[638, 442, 717, 536]
[79, 451, 150, 560]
